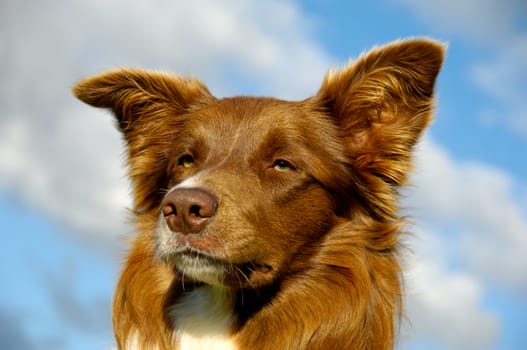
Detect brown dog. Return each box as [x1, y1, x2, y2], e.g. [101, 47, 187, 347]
[73, 39, 444, 350]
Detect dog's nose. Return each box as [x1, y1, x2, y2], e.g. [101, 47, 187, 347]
[161, 188, 218, 234]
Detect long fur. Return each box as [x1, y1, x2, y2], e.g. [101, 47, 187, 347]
[73, 38, 444, 350]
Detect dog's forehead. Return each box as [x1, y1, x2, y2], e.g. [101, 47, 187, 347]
[185, 96, 327, 148]
[197, 97, 303, 126]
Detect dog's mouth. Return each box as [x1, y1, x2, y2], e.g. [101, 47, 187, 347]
[178, 248, 215, 261]
[168, 247, 274, 288]
[171, 247, 220, 265]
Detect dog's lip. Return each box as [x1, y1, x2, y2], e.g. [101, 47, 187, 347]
[174, 247, 220, 262]
[172, 247, 273, 273]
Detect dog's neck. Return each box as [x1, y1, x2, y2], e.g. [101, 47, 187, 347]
[170, 285, 237, 350]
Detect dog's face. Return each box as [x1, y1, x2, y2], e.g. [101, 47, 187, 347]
[154, 97, 350, 288]
[73, 39, 444, 291]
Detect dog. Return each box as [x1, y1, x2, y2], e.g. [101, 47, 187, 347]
[73, 38, 444, 350]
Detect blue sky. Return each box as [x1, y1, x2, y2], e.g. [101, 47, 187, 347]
[0, 0, 526, 349]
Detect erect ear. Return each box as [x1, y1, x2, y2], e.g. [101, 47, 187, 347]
[316, 39, 445, 185]
[72, 68, 214, 212]
[315, 39, 445, 219]
[72, 68, 213, 134]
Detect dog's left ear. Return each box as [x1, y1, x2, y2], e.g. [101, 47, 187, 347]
[315, 39, 445, 187]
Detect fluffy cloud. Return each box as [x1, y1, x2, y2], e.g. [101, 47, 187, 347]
[0, 0, 331, 247]
[400, 232, 499, 350]
[394, 137, 527, 349]
[0, 110, 130, 249]
[406, 139, 527, 291]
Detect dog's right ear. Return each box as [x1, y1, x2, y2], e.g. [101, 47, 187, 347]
[72, 68, 214, 134]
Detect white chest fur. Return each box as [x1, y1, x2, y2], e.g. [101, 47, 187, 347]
[171, 285, 237, 350]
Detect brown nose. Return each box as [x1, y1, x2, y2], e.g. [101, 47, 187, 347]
[161, 188, 218, 234]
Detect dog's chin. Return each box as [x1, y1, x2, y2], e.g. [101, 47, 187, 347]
[159, 248, 278, 289]
[167, 249, 227, 286]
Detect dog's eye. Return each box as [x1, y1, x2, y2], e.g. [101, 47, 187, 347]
[272, 159, 295, 172]
[178, 154, 195, 169]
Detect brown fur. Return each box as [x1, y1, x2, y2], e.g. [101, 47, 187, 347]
[73, 39, 444, 349]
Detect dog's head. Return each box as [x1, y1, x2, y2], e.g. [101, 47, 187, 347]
[73, 39, 444, 289]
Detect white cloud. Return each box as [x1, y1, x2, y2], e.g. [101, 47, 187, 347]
[405, 139, 527, 290]
[0, 0, 331, 247]
[394, 137, 527, 348]
[399, 232, 500, 350]
[0, 109, 131, 248]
